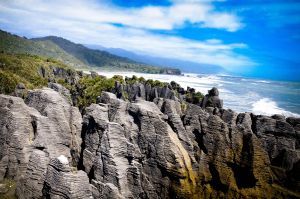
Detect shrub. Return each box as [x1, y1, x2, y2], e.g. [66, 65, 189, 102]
[181, 102, 187, 112]
[125, 75, 139, 85]
[0, 70, 18, 94]
[0, 53, 70, 94]
[193, 92, 204, 104]
[77, 76, 116, 108]
[138, 76, 146, 83]
[112, 75, 124, 84]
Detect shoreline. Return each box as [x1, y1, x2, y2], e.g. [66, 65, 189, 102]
[83, 70, 300, 118]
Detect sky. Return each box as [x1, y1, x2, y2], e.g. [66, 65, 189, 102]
[0, 0, 300, 81]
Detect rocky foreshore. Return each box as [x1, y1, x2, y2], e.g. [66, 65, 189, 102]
[0, 76, 300, 198]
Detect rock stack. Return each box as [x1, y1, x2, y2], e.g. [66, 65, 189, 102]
[0, 85, 299, 198]
[201, 87, 223, 109]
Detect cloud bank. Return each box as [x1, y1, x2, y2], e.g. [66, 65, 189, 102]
[0, 0, 254, 70]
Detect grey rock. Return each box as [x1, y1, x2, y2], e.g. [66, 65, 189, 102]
[252, 114, 300, 190]
[201, 87, 223, 109]
[0, 87, 83, 198]
[1, 86, 300, 198]
[48, 82, 72, 103]
[14, 83, 27, 98]
[0, 183, 8, 194]
[25, 88, 82, 164]
[82, 92, 198, 198]
[16, 150, 49, 199]
[0, 94, 39, 181]
[43, 155, 92, 199]
[16, 83, 26, 89]
[90, 71, 98, 78]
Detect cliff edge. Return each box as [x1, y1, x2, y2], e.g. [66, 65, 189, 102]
[0, 85, 299, 198]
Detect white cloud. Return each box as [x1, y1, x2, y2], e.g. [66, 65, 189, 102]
[0, 0, 253, 71]
[0, 0, 242, 31]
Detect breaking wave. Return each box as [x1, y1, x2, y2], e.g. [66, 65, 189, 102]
[252, 98, 300, 117]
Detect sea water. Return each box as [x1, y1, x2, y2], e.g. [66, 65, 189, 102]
[97, 71, 300, 118]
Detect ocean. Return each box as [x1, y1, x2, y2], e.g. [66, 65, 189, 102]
[97, 71, 300, 118]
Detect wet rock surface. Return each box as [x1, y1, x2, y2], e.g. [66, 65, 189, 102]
[0, 86, 299, 198]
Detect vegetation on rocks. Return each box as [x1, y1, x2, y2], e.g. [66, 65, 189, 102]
[75, 76, 116, 108]
[0, 53, 68, 94]
[0, 52, 202, 112]
[0, 52, 300, 199]
[186, 91, 204, 104]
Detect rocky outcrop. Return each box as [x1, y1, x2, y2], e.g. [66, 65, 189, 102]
[82, 92, 190, 198]
[0, 87, 89, 198]
[0, 86, 299, 198]
[201, 87, 223, 109]
[14, 83, 27, 98]
[253, 115, 300, 191]
[112, 80, 216, 109]
[81, 92, 300, 198]
[160, 68, 181, 75]
[48, 82, 72, 103]
[114, 81, 177, 102]
[43, 155, 92, 198]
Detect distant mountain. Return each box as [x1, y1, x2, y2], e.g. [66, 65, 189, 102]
[0, 30, 85, 68]
[87, 44, 226, 74]
[32, 36, 179, 74]
[0, 29, 180, 74]
[33, 36, 136, 67]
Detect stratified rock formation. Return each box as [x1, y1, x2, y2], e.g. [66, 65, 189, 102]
[43, 155, 92, 198]
[80, 92, 300, 198]
[201, 87, 223, 108]
[0, 86, 299, 198]
[113, 81, 178, 102]
[0, 87, 91, 198]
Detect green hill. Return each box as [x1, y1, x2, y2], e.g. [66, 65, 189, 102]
[33, 36, 136, 66]
[0, 29, 179, 73]
[0, 30, 86, 68]
[32, 36, 165, 73]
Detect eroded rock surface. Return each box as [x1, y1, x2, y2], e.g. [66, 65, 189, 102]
[43, 155, 92, 199]
[0, 87, 300, 198]
[201, 87, 223, 109]
[81, 92, 300, 198]
[114, 81, 177, 102]
[0, 87, 88, 198]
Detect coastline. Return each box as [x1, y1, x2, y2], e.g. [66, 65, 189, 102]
[89, 70, 300, 118]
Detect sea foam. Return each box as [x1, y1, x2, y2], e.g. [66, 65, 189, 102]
[252, 98, 300, 117]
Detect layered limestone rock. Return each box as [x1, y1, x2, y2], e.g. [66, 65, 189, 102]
[253, 115, 300, 191]
[43, 155, 92, 198]
[201, 87, 223, 109]
[114, 81, 177, 102]
[82, 92, 199, 198]
[81, 92, 300, 198]
[1, 86, 300, 198]
[0, 87, 87, 198]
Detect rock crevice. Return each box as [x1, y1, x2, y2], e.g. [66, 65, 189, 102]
[0, 86, 299, 198]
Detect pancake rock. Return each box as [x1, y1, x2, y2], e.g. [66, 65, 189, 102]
[0, 87, 89, 198]
[201, 87, 223, 109]
[81, 91, 300, 198]
[0, 86, 299, 198]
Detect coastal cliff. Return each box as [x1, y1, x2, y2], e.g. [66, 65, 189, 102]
[0, 82, 299, 198]
[0, 53, 299, 199]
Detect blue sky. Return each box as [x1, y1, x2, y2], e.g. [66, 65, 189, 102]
[0, 0, 299, 81]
